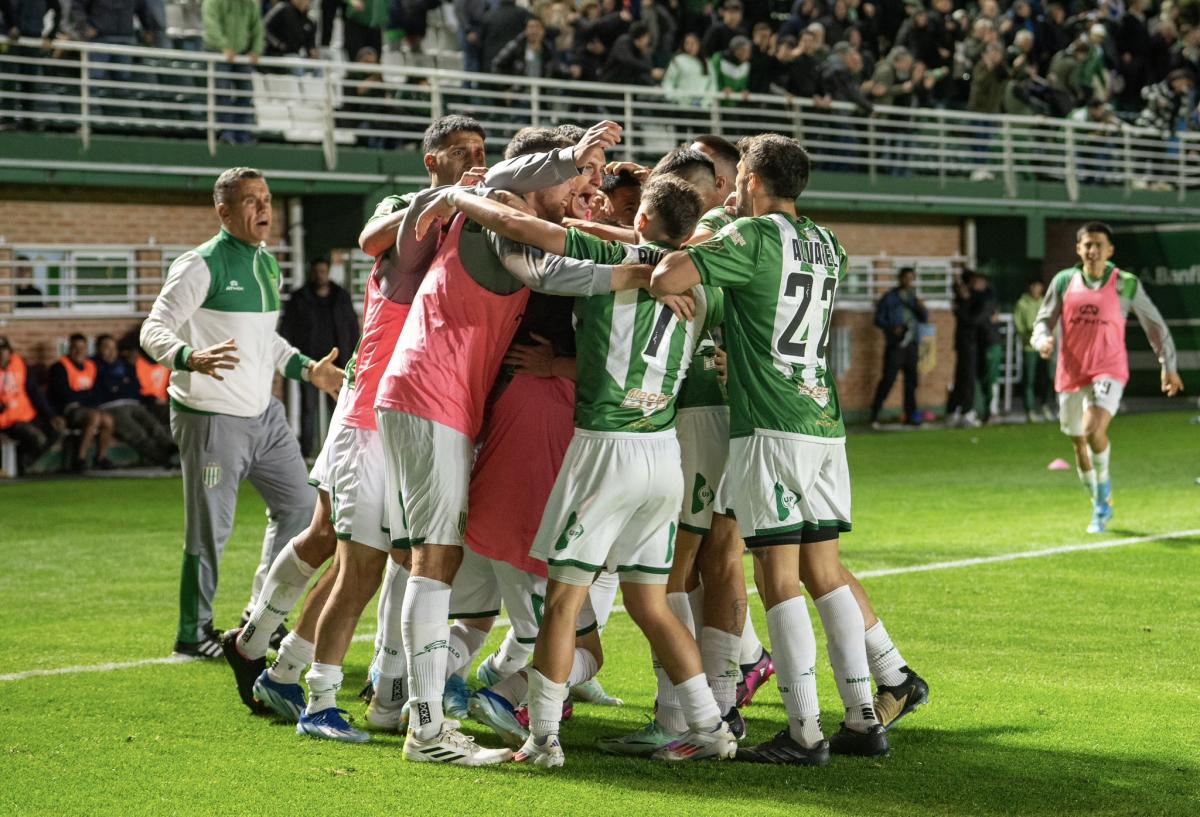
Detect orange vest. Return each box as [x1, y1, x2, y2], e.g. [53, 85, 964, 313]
[136, 356, 170, 401]
[59, 356, 97, 392]
[1, 353, 37, 429]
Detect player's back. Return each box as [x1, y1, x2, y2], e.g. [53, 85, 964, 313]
[688, 212, 846, 440]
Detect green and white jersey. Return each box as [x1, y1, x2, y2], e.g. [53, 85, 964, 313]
[563, 228, 723, 433]
[368, 192, 417, 226]
[140, 228, 312, 418]
[677, 331, 726, 410]
[697, 205, 734, 237]
[687, 213, 846, 440]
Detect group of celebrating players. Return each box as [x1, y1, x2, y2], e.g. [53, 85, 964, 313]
[215, 114, 934, 768]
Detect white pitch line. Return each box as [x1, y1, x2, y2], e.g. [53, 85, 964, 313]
[3, 527, 1196, 684]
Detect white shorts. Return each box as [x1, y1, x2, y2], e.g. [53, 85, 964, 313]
[326, 423, 391, 552]
[531, 429, 683, 585]
[308, 384, 351, 491]
[377, 410, 473, 548]
[1058, 378, 1123, 437]
[452, 547, 598, 640]
[725, 430, 852, 547]
[676, 407, 730, 535]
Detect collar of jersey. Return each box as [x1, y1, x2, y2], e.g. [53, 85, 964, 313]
[1075, 261, 1115, 288]
[218, 227, 262, 256]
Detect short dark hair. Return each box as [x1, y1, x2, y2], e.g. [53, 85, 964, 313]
[213, 167, 263, 206]
[693, 134, 740, 169]
[629, 21, 650, 39]
[1076, 221, 1113, 242]
[640, 176, 703, 243]
[95, 333, 114, 346]
[651, 147, 717, 189]
[898, 266, 916, 280]
[421, 114, 486, 154]
[68, 333, 87, 346]
[504, 127, 573, 160]
[553, 124, 586, 142]
[601, 169, 642, 196]
[737, 134, 811, 200]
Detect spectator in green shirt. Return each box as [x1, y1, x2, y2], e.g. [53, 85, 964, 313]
[202, 0, 263, 144]
[1013, 277, 1053, 422]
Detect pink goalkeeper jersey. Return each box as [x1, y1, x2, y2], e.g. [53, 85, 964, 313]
[1057, 267, 1128, 393]
[342, 273, 411, 431]
[375, 213, 530, 439]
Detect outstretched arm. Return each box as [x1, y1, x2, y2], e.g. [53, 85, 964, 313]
[1129, 281, 1182, 395]
[415, 189, 568, 256]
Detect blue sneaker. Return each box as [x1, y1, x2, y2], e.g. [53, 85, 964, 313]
[476, 653, 503, 688]
[252, 670, 307, 721]
[297, 708, 370, 743]
[1087, 481, 1113, 534]
[444, 674, 470, 720]
[468, 688, 528, 748]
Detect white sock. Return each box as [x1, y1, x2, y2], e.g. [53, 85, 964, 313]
[304, 662, 342, 715]
[864, 620, 908, 688]
[402, 576, 451, 740]
[739, 613, 764, 665]
[373, 559, 409, 707]
[767, 597, 823, 748]
[446, 622, 489, 679]
[701, 626, 741, 714]
[238, 541, 315, 659]
[1077, 466, 1098, 500]
[814, 586, 876, 731]
[490, 629, 533, 680]
[674, 673, 722, 731]
[687, 585, 705, 634]
[1092, 443, 1111, 484]
[589, 570, 620, 631]
[267, 631, 314, 684]
[527, 667, 568, 739]
[566, 648, 599, 687]
[490, 669, 529, 707]
[666, 591, 695, 635]
[655, 592, 694, 732]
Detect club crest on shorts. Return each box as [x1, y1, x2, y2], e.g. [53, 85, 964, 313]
[691, 473, 715, 514]
[202, 462, 222, 489]
[773, 482, 800, 522]
[555, 511, 584, 551]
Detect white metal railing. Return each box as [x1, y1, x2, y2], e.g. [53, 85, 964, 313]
[3, 38, 1198, 198]
[0, 243, 301, 316]
[0, 242, 963, 315]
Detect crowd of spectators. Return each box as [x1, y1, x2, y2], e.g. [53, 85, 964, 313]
[0, 328, 176, 474]
[5, 0, 1200, 144]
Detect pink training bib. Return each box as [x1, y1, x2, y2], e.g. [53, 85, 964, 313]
[1056, 268, 1128, 393]
[375, 213, 530, 439]
[342, 273, 411, 431]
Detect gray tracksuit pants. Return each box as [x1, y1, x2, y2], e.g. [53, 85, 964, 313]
[171, 398, 315, 643]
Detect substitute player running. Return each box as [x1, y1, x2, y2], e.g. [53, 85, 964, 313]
[652, 134, 924, 764]
[1031, 221, 1182, 534]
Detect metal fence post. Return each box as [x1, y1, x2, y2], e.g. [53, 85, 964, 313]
[322, 69, 336, 170]
[80, 51, 91, 150]
[1064, 124, 1078, 202]
[430, 72, 444, 119]
[205, 59, 216, 157]
[531, 83, 540, 126]
[1001, 120, 1016, 197]
[623, 90, 634, 160]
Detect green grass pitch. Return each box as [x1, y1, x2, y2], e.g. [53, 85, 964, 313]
[1, 411, 1196, 817]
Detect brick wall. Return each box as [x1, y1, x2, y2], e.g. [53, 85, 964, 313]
[833, 308, 956, 417]
[815, 213, 963, 257]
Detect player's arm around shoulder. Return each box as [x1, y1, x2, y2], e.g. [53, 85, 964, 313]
[651, 217, 760, 296]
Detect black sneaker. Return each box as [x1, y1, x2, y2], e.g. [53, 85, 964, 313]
[829, 722, 890, 757]
[173, 622, 223, 660]
[94, 457, 116, 470]
[221, 627, 269, 714]
[736, 729, 830, 766]
[873, 667, 929, 729]
[723, 707, 747, 741]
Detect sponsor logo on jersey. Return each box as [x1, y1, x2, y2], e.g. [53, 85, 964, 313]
[773, 482, 799, 522]
[797, 382, 831, 407]
[691, 473, 714, 514]
[621, 388, 672, 412]
[202, 462, 222, 488]
[719, 225, 747, 247]
[225, 279, 244, 292]
[555, 511, 584, 551]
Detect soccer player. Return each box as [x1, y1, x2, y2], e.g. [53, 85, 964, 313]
[377, 122, 651, 765]
[1031, 221, 1182, 534]
[651, 134, 921, 764]
[219, 116, 489, 723]
[140, 167, 343, 659]
[417, 175, 738, 767]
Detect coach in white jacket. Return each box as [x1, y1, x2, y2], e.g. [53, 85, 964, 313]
[141, 167, 343, 658]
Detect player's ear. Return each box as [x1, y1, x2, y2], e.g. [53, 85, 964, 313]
[636, 211, 649, 234]
[423, 152, 437, 174]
